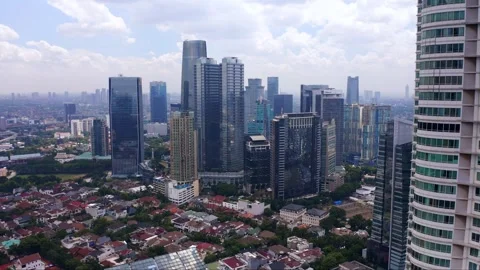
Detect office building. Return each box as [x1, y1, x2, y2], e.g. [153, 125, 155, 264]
[170, 103, 181, 112]
[244, 78, 265, 131]
[170, 111, 197, 183]
[246, 99, 272, 137]
[109, 76, 144, 177]
[364, 90, 373, 104]
[150, 81, 168, 123]
[181, 40, 207, 111]
[374, 91, 381, 104]
[244, 135, 270, 193]
[344, 104, 391, 162]
[404, 85, 409, 99]
[346, 76, 359, 105]
[321, 120, 336, 192]
[406, 2, 473, 270]
[267, 77, 279, 108]
[273, 94, 293, 116]
[300, 85, 344, 165]
[0, 117, 6, 131]
[101, 88, 107, 104]
[91, 119, 109, 157]
[271, 113, 321, 200]
[145, 122, 168, 137]
[70, 120, 83, 138]
[368, 119, 412, 270]
[64, 103, 76, 123]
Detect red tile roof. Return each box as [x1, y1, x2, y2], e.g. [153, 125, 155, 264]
[18, 253, 42, 265]
[222, 257, 246, 270]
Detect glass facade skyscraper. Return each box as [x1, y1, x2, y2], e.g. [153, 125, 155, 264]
[244, 78, 265, 131]
[91, 119, 109, 157]
[150, 81, 167, 123]
[245, 135, 270, 193]
[267, 77, 279, 104]
[181, 40, 207, 112]
[273, 94, 293, 116]
[109, 76, 144, 177]
[271, 113, 321, 200]
[247, 99, 273, 138]
[301, 85, 344, 165]
[346, 76, 359, 105]
[64, 103, 76, 123]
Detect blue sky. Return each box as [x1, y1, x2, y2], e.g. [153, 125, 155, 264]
[0, 0, 417, 97]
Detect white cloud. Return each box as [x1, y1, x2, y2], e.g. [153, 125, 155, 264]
[0, 24, 19, 41]
[126, 37, 136, 44]
[47, 0, 130, 37]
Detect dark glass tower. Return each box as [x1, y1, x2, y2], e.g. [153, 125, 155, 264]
[267, 77, 279, 114]
[244, 135, 270, 193]
[271, 113, 321, 200]
[181, 40, 207, 111]
[91, 119, 109, 157]
[273, 94, 293, 116]
[150, 81, 167, 123]
[346, 76, 359, 105]
[64, 103, 76, 123]
[300, 85, 344, 165]
[368, 119, 412, 269]
[244, 78, 265, 131]
[109, 76, 144, 177]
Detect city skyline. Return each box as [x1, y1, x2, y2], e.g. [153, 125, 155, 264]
[0, 0, 416, 96]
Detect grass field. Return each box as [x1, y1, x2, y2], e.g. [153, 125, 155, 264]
[15, 174, 86, 181]
[207, 262, 219, 270]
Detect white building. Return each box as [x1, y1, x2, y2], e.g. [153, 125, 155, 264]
[145, 122, 168, 136]
[302, 208, 329, 226]
[85, 203, 106, 219]
[14, 253, 45, 270]
[154, 177, 199, 205]
[222, 198, 267, 216]
[70, 118, 95, 137]
[280, 204, 306, 223]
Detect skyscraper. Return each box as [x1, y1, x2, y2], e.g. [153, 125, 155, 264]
[247, 99, 273, 138]
[150, 81, 168, 123]
[273, 94, 293, 116]
[245, 135, 270, 193]
[271, 113, 321, 200]
[346, 76, 359, 105]
[64, 103, 76, 123]
[300, 85, 344, 165]
[91, 119, 109, 157]
[344, 104, 391, 162]
[406, 2, 469, 270]
[374, 91, 381, 104]
[364, 90, 373, 104]
[194, 57, 222, 172]
[195, 57, 245, 186]
[244, 79, 265, 131]
[101, 88, 107, 104]
[321, 120, 336, 192]
[267, 77, 279, 105]
[109, 76, 144, 177]
[181, 40, 207, 111]
[170, 111, 198, 183]
[368, 119, 412, 270]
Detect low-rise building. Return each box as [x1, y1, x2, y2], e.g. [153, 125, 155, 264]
[280, 204, 306, 223]
[219, 256, 248, 270]
[336, 260, 373, 270]
[221, 198, 267, 216]
[301, 208, 329, 226]
[286, 236, 311, 251]
[85, 203, 106, 219]
[14, 253, 45, 270]
[153, 177, 200, 205]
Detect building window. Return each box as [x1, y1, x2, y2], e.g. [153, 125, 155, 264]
[471, 248, 479, 257]
[414, 194, 455, 209]
[424, 0, 465, 7]
[421, 43, 464, 54]
[415, 136, 459, 148]
[417, 60, 464, 70]
[417, 91, 462, 100]
[474, 203, 480, 212]
[422, 27, 465, 39]
[414, 180, 456, 194]
[412, 236, 452, 253]
[415, 165, 457, 179]
[422, 11, 465, 23]
[417, 122, 460, 133]
[411, 250, 451, 267]
[469, 262, 478, 270]
[416, 151, 458, 164]
[418, 76, 463, 86]
[473, 218, 480, 228]
[413, 222, 453, 239]
[472, 233, 480, 243]
[414, 209, 454, 224]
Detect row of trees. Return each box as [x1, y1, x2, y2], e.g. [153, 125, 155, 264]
[13, 156, 111, 175]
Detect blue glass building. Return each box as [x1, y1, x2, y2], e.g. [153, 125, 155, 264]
[150, 81, 167, 123]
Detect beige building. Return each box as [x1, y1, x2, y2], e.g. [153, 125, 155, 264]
[169, 111, 198, 183]
[301, 208, 329, 226]
[280, 204, 306, 223]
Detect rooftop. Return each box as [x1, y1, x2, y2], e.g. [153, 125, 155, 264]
[281, 204, 305, 212]
[306, 208, 328, 217]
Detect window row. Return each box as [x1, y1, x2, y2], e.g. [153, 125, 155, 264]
[415, 151, 459, 164]
[473, 218, 480, 228]
[411, 236, 452, 253]
[473, 232, 480, 243]
[422, 27, 464, 39]
[471, 248, 480, 257]
[417, 91, 462, 101]
[416, 107, 461, 117]
[414, 180, 456, 194]
[417, 59, 463, 70]
[414, 194, 456, 209]
[424, 0, 465, 7]
[410, 250, 451, 267]
[422, 11, 465, 23]
[414, 208, 454, 224]
[421, 43, 464, 54]
[412, 222, 453, 239]
[415, 136, 459, 148]
[418, 76, 463, 86]
[415, 164, 458, 179]
[417, 122, 460, 133]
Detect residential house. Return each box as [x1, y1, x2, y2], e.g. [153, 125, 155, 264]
[219, 256, 248, 270]
[286, 236, 311, 251]
[14, 253, 45, 270]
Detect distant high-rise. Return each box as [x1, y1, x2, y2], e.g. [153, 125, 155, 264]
[245, 135, 270, 193]
[267, 77, 279, 109]
[64, 103, 76, 123]
[273, 94, 293, 116]
[181, 40, 207, 111]
[150, 81, 168, 123]
[91, 119, 109, 157]
[368, 119, 412, 270]
[374, 91, 381, 104]
[300, 85, 344, 165]
[364, 90, 373, 104]
[170, 103, 181, 113]
[101, 88, 107, 104]
[344, 104, 391, 162]
[0, 117, 7, 131]
[346, 76, 359, 105]
[271, 113, 321, 200]
[170, 111, 198, 182]
[95, 89, 101, 104]
[109, 76, 144, 177]
[244, 78, 265, 131]
[404, 84, 409, 99]
[247, 99, 273, 138]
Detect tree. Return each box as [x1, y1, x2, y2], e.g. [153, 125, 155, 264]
[212, 183, 237, 197]
[146, 245, 166, 257]
[329, 207, 346, 220]
[348, 215, 368, 231]
[344, 165, 363, 183]
[204, 254, 217, 264]
[92, 218, 111, 235]
[263, 208, 274, 217]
